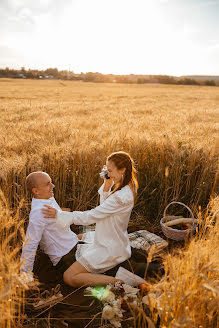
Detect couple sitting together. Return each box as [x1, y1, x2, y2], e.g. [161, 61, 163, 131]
[20, 151, 148, 287]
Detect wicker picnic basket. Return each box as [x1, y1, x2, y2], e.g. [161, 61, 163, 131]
[160, 201, 197, 241]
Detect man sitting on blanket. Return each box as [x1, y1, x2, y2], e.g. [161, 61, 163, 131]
[20, 171, 80, 283]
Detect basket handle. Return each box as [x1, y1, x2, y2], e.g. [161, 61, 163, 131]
[163, 201, 195, 228]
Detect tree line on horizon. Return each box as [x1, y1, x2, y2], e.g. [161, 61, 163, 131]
[0, 67, 217, 86]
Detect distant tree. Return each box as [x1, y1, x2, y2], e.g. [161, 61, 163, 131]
[26, 70, 35, 79]
[84, 72, 107, 82]
[0, 69, 8, 77]
[0, 67, 218, 86]
[45, 68, 59, 78]
[116, 75, 133, 83]
[178, 78, 199, 86]
[137, 78, 150, 84]
[84, 72, 95, 82]
[204, 79, 216, 86]
[20, 67, 26, 74]
[157, 75, 177, 84]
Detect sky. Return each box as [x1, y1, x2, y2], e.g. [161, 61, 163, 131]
[0, 0, 219, 76]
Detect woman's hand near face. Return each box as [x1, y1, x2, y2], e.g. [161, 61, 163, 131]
[41, 205, 57, 219]
[103, 177, 113, 192]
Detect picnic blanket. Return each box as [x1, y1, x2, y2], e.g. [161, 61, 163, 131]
[128, 230, 168, 254]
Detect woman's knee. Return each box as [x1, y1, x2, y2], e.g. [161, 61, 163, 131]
[63, 270, 74, 286]
[63, 269, 82, 287]
[63, 261, 88, 286]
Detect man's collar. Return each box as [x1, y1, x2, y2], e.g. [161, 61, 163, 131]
[32, 197, 55, 203]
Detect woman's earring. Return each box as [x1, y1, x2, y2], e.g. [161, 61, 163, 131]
[121, 174, 124, 182]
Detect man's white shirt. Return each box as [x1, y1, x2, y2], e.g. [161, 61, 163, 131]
[20, 197, 78, 274]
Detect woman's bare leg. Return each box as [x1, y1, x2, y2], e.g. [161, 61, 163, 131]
[63, 261, 121, 287]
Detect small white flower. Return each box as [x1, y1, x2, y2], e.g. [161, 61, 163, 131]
[109, 317, 122, 328]
[106, 283, 113, 290]
[123, 284, 139, 297]
[112, 299, 123, 316]
[102, 290, 116, 303]
[102, 305, 115, 320]
[142, 295, 149, 305]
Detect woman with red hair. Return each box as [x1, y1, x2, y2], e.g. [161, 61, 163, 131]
[42, 151, 138, 287]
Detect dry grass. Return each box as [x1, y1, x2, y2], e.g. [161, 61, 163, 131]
[0, 79, 218, 221]
[0, 191, 27, 328]
[146, 198, 219, 328]
[0, 80, 218, 162]
[0, 79, 218, 327]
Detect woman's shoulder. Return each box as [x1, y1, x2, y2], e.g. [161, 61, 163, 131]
[113, 185, 134, 206]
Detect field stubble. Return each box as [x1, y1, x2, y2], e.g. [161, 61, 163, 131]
[0, 79, 218, 221]
[0, 79, 218, 327]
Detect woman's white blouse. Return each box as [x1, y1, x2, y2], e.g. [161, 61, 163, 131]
[55, 184, 135, 273]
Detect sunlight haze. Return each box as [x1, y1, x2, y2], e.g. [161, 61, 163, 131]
[0, 0, 219, 75]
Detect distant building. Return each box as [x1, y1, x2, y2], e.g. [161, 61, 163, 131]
[18, 73, 26, 78]
[44, 75, 54, 79]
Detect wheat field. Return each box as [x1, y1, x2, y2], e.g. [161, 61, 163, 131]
[0, 79, 218, 327]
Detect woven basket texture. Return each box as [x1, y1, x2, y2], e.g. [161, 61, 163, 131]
[160, 202, 196, 241]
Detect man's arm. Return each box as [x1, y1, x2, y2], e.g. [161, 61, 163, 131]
[20, 211, 47, 275]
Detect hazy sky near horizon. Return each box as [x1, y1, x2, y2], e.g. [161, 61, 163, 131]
[0, 0, 219, 76]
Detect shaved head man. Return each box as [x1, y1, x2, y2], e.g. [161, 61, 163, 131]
[20, 171, 79, 283]
[26, 171, 55, 199]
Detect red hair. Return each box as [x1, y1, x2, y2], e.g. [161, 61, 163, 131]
[107, 151, 138, 202]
